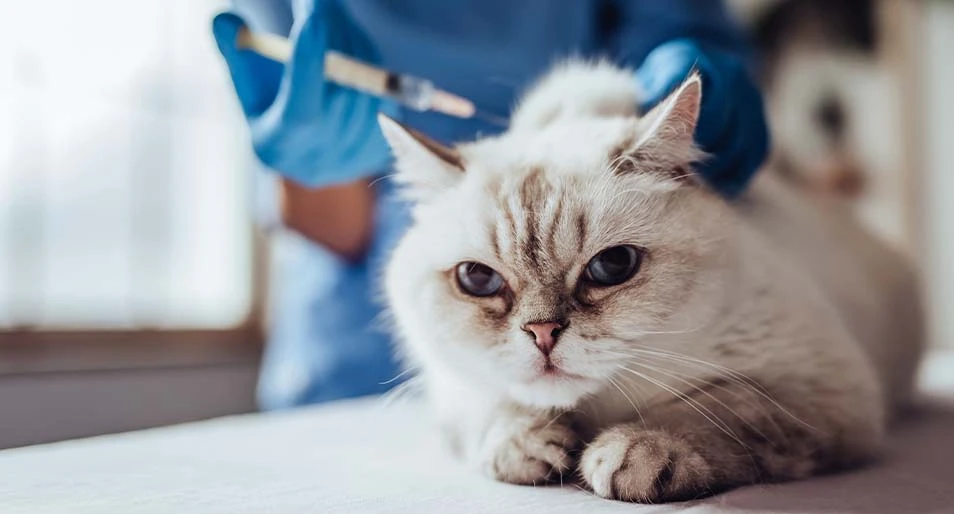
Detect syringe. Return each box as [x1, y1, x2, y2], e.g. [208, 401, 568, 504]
[236, 28, 505, 125]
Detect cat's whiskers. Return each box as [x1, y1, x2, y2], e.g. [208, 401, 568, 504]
[616, 364, 748, 449]
[624, 358, 771, 443]
[632, 347, 811, 421]
[367, 172, 399, 188]
[623, 323, 708, 337]
[668, 170, 696, 182]
[612, 345, 772, 395]
[378, 374, 425, 410]
[598, 347, 757, 393]
[622, 346, 761, 384]
[624, 356, 771, 473]
[539, 409, 569, 433]
[607, 153, 634, 175]
[609, 351, 787, 441]
[608, 346, 819, 433]
[606, 375, 645, 426]
[575, 322, 708, 346]
[378, 366, 418, 386]
[572, 483, 600, 498]
[629, 353, 788, 444]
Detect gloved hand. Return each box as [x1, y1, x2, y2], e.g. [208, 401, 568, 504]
[211, 1, 398, 188]
[635, 39, 770, 198]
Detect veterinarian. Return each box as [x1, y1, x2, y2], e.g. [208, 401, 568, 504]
[212, 0, 770, 410]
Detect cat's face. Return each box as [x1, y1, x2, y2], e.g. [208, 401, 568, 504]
[383, 76, 733, 408]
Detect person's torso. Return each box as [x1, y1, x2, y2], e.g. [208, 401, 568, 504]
[342, 0, 609, 142]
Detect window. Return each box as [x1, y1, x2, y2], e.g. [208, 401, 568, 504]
[0, 1, 262, 370]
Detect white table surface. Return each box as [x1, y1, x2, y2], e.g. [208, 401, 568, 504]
[2, 352, 954, 514]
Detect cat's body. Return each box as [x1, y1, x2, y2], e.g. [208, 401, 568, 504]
[379, 61, 923, 502]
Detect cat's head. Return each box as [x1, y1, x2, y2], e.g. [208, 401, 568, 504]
[382, 74, 735, 408]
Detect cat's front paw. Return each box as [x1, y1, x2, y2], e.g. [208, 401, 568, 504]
[478, 413, 579, 485]
[581, 427, 712, 502]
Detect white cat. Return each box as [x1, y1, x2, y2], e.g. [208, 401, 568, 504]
[378, 60, 924, 502]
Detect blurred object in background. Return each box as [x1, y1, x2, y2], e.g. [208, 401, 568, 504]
[731, 0, 954, 353]
[730, 0, 907, 250]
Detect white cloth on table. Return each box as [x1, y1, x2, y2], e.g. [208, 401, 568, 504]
[2, 352, 954, 514]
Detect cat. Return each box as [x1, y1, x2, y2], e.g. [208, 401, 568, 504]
[378, 60, 924, 502]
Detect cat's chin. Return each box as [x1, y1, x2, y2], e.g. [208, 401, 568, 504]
[506, 374, 604, 409]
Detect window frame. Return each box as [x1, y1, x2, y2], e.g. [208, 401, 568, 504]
[0, 228, 269, 377]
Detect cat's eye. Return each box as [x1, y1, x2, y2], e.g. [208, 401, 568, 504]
[456, 262, 505, 297]
[584, 245, 642, 286]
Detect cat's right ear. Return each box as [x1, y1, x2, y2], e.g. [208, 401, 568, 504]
[378, 114, 464, 200]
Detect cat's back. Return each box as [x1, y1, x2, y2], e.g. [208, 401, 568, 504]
[737, 172, 924, 414]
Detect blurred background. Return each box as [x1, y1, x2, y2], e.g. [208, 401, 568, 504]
[0, 0, 951, 449]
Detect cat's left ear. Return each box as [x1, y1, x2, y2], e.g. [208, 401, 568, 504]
[615, 72, 706, 178]
[378, 114, 464, 200]
[637, 71, 702, 148]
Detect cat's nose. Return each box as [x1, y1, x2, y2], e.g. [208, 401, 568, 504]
[521, 321, 567, 356]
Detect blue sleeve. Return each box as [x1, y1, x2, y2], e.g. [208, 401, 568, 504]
[602, 0, 751, 68]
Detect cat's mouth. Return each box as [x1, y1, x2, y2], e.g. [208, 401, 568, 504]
[510, 357, 606, 408]
[533, 361, 589, 383]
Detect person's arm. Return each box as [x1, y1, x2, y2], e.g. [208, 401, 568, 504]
[221, 0, 376, 260]
[602, 0, 770, 198]
[279, 178, 375, 262]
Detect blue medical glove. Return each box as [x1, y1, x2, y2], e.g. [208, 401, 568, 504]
[635, 39, 770, 198]
[211, 2, 398, 188]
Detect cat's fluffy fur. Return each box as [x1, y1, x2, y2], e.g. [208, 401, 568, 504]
[378, 60, 924, 502]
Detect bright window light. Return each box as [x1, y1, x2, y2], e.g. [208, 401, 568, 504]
[0, 0, 254, 329]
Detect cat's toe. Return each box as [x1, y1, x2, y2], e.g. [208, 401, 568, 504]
[481, 417, 578, 485]
[581, 427, 712, 502]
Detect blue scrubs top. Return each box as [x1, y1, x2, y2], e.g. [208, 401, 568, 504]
[236, 0, 748, 410]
